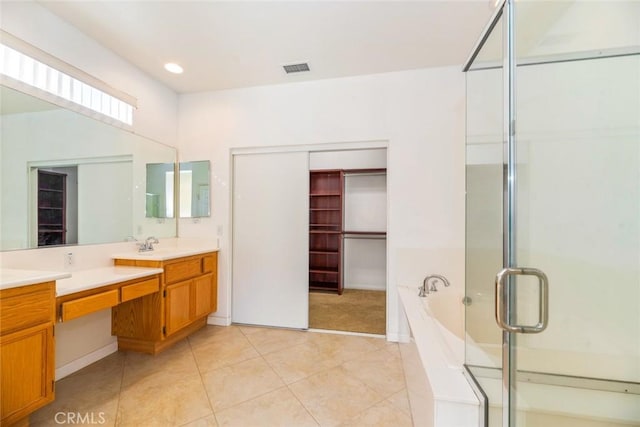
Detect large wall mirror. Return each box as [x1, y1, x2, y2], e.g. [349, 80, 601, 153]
[0, 85, 177, 251]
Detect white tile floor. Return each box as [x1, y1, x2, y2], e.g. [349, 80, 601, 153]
[32, 325, 414, 426]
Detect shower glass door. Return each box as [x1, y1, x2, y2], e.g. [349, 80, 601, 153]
[511, 1, 640, 425]
[465, 1, 640, 426]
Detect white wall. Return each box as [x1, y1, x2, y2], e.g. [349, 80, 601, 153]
[177, 67, 466, 340]
[0, 0, 179, 374]
[0, 1, 178, 145]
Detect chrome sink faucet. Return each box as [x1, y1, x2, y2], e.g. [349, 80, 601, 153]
[138, 236, 159, 252]
[419, 274, 451, 297]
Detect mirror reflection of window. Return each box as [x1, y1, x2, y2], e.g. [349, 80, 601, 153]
[145, 162, 176, 219]
[198, 184, 210, 217]
[178, 161, 211, 218]
[165, 171, 174, 218]
[179, 170, 193, 218]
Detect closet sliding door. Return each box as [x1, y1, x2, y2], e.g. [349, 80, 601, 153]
[232, 151, 309, 329]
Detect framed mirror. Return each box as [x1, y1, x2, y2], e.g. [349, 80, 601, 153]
[0, 85, 178, 250]
[178, 161, 210, 218]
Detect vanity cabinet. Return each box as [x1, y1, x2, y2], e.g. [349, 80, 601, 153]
[0, 282, 55, 426]
[112, 252, 217, 354]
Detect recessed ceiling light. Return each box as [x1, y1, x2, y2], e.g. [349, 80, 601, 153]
[164, 63, 184, 74]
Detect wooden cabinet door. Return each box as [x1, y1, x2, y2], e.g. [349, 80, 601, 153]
[192, 273, 216, 318]
[1, 323, 54, 425]
[165, 280, 191, 336]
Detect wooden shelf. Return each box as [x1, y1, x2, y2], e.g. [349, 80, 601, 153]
[37, 170, 66, 247]
[310, 268, 339, 274]
[309, 170, 343, 295]
[310, 281, 340, 291]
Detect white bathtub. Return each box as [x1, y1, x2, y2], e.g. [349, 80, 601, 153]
[398, 285, 481, 427]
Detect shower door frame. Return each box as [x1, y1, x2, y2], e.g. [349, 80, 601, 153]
[463, 0, 527, 425]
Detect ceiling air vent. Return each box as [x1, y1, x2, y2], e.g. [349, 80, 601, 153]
[283, 63, 310, 74]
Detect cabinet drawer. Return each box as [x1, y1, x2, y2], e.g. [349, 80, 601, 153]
[202, 255, 217, 274]
[1, 283, 54, 336]
[120, 277, 160, 302]
[61, 289, 119, 322]
[165, 259, 201, 284]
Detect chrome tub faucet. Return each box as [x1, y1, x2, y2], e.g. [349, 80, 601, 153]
[419, 274, 451, 297]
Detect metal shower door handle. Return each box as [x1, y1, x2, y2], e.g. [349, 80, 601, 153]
[495, 267, 549, 333]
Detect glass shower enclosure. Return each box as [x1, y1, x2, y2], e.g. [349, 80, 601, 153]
[464, 0, 640, 426]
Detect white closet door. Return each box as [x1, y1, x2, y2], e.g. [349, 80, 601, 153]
[232, 151, 309, 329]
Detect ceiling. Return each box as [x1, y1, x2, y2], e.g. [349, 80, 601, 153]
[36, 1, 497, 94]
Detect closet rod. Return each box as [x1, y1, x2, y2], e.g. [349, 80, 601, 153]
[343, 234, 387, 240]
[343, 172, 386, 177]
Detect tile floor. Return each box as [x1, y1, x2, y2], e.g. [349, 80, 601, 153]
[31, 325, 414, 427]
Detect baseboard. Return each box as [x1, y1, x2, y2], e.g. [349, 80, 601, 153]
[55, 342, 118, 380]
[308, 328, 385, 339]
[386, 332, 411, 343]
[343, 284, 386, 292]
[207, 314, 231, 326]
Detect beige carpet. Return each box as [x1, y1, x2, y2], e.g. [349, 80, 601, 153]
[309, 289, 386, 335]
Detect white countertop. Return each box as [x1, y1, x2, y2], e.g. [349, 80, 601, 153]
[111, 246, 218, 261]
[0, 269, 72, 290]
[56, 266, 163, 297]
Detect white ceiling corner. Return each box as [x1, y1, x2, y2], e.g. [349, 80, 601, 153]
[36, 1, 496, 94]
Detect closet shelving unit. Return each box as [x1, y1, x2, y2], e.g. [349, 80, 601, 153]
[309, 170, 344, 294]
[309, 168, 387, 295]
[37, 170, 66, 247]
